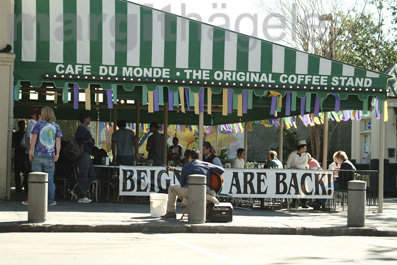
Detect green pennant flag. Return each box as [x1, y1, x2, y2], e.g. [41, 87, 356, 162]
[363, 99, 369, 115]
[248, 90, 253, 109]
[173, 89, 179, 107]
[158, 86, 164, 106]
[291, 92, 297, 111]
[305, 93, 311, 113]
[111, 84, 117, 105]
[142, 86, 148, 105]
[233, 93, 238, 110]
[62, 83, 68, 103]
[14, 81, 21, 102]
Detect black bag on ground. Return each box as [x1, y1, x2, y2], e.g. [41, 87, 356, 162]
[63, 140, 84, 161]
[206, 202, 233, 222]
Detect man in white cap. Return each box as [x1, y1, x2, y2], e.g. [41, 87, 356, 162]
[286, 140, 309, 169]
[286, 140, 310, 208]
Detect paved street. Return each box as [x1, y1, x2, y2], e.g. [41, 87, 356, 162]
[1, 233, 397, 265]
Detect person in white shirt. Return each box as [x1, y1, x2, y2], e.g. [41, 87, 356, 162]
[286, 140, 309, 169]
[232, 148, 245, 168]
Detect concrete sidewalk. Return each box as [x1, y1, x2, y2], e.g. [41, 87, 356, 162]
[0, 197, 396, 236]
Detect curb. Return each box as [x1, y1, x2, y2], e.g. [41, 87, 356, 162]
[1, 223, 396, 237]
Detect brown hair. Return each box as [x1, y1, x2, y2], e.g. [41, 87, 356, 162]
[266, 151, 277, 165]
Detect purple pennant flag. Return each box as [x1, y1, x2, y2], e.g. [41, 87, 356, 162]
[228, 89, 233, 114]
[168, 90, 174, 111]
[218, 126, 221, 133]
[206, 126, 210, 134]
[357, 111, 361, 120]
[291, 116, 296, 123]
[153, 87, 159, 112]
[273, 119, 279, 128]
[243, 90, 248, 114]
[185, 87, 190, 111]
[270, 96, 277, 116]
[107, 89, 113, 109]
[73, 83, 79, 109]
[300, 98, 306, 116]
[179, 125, 182, 132]
[375, 97, 380, 119]
[330, 113, 335, 121]
[286, 92, 291, 116]
[314, 95, 320, 117]
[199, 87, 205, 113]
[332, 94, 340, 112]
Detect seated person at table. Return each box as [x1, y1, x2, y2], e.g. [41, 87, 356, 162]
[286, 140, 309, 169]
[202, 141, 223, 168]
[333, 150, 356, 190]
[231, 148, 245, 168]
[266, 151, 283, 169]
[92, 146, 108, 165]
[161, 150, 225, 219]
[307, 153, 321, 169]
[182, 149, 191, 165]
[170, 137, 183, 165]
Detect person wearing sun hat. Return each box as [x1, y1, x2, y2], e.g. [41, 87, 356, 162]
[286, 140, 309, 169]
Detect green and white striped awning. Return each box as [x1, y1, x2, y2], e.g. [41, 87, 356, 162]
[14, 0, 389, 91]
[13, 0, 390, 124]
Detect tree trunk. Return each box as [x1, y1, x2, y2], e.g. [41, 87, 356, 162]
[310, 125, 322, 160]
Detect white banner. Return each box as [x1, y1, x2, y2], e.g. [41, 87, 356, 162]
[119, 166, 334, 199]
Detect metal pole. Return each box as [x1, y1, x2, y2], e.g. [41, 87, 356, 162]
[136, 101, 140, 154]
[278, 119, 284, 162]
[214, 125, 219, 156]
[198, 111, 204, 161]
[244, 122, 248, 162]
[323, 112, 329, 170]
[378, 112, 385, 213]
[163, 103, 169, 165]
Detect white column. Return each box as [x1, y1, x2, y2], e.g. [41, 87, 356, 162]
[278, 119, 284, 163]
[163, 102, 168, 165]
[322, 112, 329, 169]
[0, 0, 14, 200]
[378, 112, 385, 213]
[198, 112, 204, 161]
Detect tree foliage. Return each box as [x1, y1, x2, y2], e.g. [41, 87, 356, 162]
[258, 0, 396, 160]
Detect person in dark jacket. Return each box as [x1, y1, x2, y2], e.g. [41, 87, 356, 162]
[71, 113, 96, 203]
[333, 150, 356, 190]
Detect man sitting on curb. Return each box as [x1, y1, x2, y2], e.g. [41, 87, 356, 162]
[161, 150, 225, 219]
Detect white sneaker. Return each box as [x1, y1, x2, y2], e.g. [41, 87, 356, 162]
[78, 197, 92, 204]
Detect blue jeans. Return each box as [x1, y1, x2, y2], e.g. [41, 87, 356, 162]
[74, 152, 95, 198]
[31, 156, 55, 204]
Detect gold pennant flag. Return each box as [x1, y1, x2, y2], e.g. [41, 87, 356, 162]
[85, 85, 91, 110]
[179, 87, 185, 113]
[384, 100, 388, 122]
[222, 89, 228, 116]
[194, 92, 199, 114]
[207, 87, 212, 114]
[148, 91, 154, 113]
[237, 94, 243, 116]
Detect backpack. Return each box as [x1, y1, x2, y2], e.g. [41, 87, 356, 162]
[63, 140, 84, 161]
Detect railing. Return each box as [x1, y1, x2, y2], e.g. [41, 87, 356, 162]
[333, 169, 379, 211]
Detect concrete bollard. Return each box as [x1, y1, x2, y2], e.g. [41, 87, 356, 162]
[188, 174, 206, 224]
[347, 180, 366, 227]
[28, 172, 48, 223]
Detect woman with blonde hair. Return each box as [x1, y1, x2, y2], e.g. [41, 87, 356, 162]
[266, 150, 283, 169]
[24, 107, 62, 206]
[333, 150, 356, 190]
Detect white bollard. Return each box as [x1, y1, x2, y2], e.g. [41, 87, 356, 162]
[188, 174, 206, 224]
[28, 172, 48, 223]
[347, 180, 366, 227]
